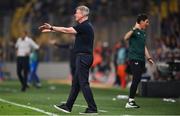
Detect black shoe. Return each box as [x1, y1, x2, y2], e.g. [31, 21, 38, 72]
[21, 86, 26, 92]
[79, 108, 98, 115]
[125, 101, 140, 108]
[26, 85, 29, 88]
[54, 104, 71, 113]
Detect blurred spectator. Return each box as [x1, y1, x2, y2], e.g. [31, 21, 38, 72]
[0, 45, 4, 82]
[28, 49, 41, 88]
[91, 41, 103, 81]
[116, 40, 127, 89]
[49, 39, 75, 80]
[98, 42, 111, 81]
[113, 41, 121, 86]
[15, 31, 39, 92]
[169, 35, 177, 50]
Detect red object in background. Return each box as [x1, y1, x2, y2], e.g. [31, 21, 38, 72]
[117, 64, 127, 89]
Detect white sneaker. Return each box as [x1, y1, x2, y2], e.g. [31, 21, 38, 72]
[125, 101, 140, 108]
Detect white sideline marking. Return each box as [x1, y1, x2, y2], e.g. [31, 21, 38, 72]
[0, 88, 17, 93]
[61, 101, 108, 113]
[0, 98, 58, 116]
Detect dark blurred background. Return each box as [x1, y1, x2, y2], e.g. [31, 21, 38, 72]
[0, 0, 179, 82]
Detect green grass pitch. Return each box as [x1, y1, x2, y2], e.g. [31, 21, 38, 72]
[0, 80, 179, 115]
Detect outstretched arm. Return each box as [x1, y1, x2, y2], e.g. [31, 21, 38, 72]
[39, 23, 77, 34]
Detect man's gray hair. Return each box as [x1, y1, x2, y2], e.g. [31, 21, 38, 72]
[76, 5, 90, 16]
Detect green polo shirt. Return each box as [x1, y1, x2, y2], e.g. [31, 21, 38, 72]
[128, 29, 146, 61]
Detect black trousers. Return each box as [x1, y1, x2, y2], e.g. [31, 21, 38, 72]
[17, 56, 29, 88]
[66, 54, 97, 111]
[129, 59, 145, 98]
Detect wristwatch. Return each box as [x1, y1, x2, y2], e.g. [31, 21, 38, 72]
[50, 26, 53, 31]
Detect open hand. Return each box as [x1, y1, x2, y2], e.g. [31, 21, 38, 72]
[39, 23, 52, 32]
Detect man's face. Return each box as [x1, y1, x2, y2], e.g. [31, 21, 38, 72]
[21, 32, 27, 39]
[74, 9, 84, 22]
[140, 19, 149, 29]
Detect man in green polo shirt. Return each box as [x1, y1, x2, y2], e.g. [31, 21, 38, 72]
[124, 14, 154, 108]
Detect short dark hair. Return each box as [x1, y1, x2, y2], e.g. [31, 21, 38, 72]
[137, 13, 148, 24]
